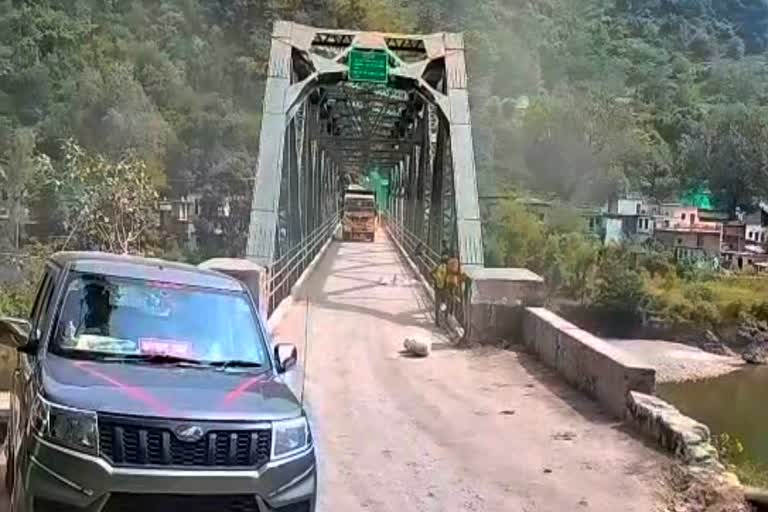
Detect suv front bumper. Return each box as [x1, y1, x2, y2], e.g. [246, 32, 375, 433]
[20, 436, 316, 512]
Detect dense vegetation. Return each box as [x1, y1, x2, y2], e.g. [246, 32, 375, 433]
[1, 0, 768, 251]
[1, 0, 768, 277]
[492, 197, 768, 332]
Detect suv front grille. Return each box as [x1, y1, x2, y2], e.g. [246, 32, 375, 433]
[98, 416, 272, 468]
[103, 494, 259, 512]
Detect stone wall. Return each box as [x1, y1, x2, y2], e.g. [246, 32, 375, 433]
[626, 391, 721, 469]
[521, 307, 656, 419]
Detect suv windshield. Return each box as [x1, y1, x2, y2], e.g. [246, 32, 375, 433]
[49, 273, 269, 367]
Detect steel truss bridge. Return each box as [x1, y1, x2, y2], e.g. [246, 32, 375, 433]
[246, 22, 484, 322]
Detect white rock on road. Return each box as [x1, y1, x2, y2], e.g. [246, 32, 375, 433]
[403, 337, 431, 357]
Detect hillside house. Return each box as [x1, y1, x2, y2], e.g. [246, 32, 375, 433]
[602, 198, 655, 244]
[653, 205, 723, 260]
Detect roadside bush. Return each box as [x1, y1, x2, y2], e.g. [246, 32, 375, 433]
[638, 249, 676, 278]
[748, 300, 768, 323]
[714, 432, 745, 463]
[714, 432, 768, 488]
[0, 243, 50, 317]
[557, 232, 599, 304]
[0, 284, 33, 317]
[677, 260, 717, 282]
[689, 300, 721, 326]
[683, 282, 715, 303]
[593, 247, 650, 315]
[721, 300, 746, 323]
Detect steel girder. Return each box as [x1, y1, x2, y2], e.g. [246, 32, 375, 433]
[247, 22, 484, 282]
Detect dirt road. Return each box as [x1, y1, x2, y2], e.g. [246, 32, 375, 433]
[272, 235, 667, 512]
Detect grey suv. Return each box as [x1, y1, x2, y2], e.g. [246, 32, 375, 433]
[0, 252, 316, 512]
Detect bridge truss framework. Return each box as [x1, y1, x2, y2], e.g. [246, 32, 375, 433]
[247, 22, 484, 318]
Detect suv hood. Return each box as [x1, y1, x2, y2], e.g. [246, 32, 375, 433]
[40, 354, 302, 421]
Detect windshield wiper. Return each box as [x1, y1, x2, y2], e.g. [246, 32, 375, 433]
[116, 354, 207, 366]
[206, 360, 264, 371]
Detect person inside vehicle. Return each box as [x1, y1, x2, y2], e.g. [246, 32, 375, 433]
[80, 278, 113, 336]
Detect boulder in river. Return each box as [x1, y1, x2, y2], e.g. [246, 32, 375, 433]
[698, 330, 737, 357]
[742, 341, 768, 365]
[736, 319, 768, 346]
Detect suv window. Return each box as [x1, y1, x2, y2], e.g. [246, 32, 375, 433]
[49, 272, 269, 366]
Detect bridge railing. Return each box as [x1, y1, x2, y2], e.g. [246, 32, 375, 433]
[265, 214, 339, 315]
[384, 217, 469, 334]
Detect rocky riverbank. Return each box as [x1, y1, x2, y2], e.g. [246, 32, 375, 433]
[737, 321, 768, 365]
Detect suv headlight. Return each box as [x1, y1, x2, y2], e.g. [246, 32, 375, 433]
[31, 395, 98, 455]
[271, 417, 311, 460]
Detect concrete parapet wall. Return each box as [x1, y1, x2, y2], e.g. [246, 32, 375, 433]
[521, 307, 656, 419]
[465, 268, 546, 344]
[626, 391, 721, 468]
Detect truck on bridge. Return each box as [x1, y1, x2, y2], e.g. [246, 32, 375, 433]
[342, 187, 376, 242]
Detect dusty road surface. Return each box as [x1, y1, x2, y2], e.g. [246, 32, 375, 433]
[272, 233, 667, 512]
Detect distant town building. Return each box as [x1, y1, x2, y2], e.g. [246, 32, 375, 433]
[518, 193, 768, 271]
[158, 195, 201, 251]
[602, 197, 655, 245]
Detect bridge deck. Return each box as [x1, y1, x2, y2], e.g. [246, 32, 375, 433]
[272, 231, 665, 512]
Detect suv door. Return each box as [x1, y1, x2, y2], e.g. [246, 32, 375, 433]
[8, 263, 59, 485]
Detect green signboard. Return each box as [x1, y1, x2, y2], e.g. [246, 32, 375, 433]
[348, 48, 389, 84]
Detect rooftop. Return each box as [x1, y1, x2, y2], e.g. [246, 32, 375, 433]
[50, 252, 243, 291]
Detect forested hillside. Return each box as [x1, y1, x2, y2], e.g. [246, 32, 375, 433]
[2, 0, 768, 256]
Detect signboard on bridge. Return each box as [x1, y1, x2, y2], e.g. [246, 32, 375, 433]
[348, 48, 389, 84]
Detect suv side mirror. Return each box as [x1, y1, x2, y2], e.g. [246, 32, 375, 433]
[274, 343, 298, 374]
[0, 317, 32, 350]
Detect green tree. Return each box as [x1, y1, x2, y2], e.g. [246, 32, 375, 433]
[594, 246, 650, 315]
[0, 126, 37, 249]
[557, 232, 600, 304]
[679, 105, 768, 213]
[193, 152, 254, 258]
[37, 140, 158, 254]
[492, 198, 546, 270]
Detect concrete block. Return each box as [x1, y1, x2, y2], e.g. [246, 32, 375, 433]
[464, 267, 545, 344]
[522, 307, 656, 419]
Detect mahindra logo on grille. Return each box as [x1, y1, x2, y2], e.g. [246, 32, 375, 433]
[174, 425, 204, 442]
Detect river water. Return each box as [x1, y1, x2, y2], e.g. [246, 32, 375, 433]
[659, 365, 768, 466]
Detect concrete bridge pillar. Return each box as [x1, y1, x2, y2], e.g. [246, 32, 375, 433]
[463, 267, 546, 344]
